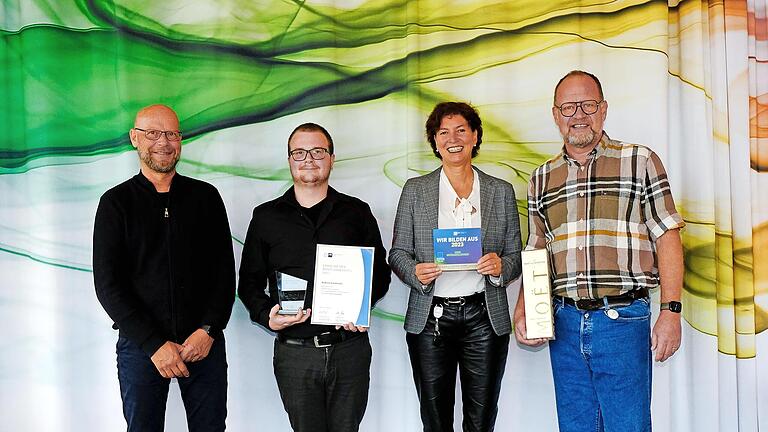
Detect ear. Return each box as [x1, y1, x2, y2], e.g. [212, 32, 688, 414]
[128, 129, 139, 149]
[552, 106, 559, 122]
[600, 100, 608, 121]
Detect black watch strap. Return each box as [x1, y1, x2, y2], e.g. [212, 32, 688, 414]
[660, 301, 682, 313]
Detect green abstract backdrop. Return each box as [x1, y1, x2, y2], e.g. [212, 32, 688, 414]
[1, 1, 766, 431]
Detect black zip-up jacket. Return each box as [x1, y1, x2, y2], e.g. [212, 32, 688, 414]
[93, 172, 235, 356]
[238, 186, 391, 339]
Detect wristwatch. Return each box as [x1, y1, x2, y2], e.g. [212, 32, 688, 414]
[660, 301, 682, 313]
[201, 325, 212, 335]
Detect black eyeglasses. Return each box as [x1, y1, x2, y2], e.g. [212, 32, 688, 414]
[289, 147, 330, 161]
[134, 128, 182, 141]
[554, 100, 603, 117]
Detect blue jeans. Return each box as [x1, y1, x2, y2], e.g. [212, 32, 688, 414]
[549, 297, 652, 432]
[116, 336, 228, 432]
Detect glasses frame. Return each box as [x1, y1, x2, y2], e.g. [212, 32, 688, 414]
[289, 147, 330, 161]
[554, 100, 604, 117]
[134, 128, 183, 141]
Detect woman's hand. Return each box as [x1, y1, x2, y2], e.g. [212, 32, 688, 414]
[477, 253, 502, 277]
[415, 262, 442, 285]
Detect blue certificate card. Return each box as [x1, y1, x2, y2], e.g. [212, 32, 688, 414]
[433, 228, 482, 271]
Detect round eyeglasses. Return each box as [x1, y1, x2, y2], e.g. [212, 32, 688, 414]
[289, 147, 330, 161]
[134, 128, 182, 141]
[554, 100, 603, 117]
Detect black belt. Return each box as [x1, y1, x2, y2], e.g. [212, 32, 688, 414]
[277, 330, 363, 348]
[433, 291, 484, 306]
[556, 288, 649, 310]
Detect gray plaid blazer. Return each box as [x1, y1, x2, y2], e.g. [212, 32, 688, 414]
[389, 167, 522, 335]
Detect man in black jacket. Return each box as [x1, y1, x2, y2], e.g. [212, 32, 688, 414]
[238, 123, 390, 432]
[93, 104, 235, 432]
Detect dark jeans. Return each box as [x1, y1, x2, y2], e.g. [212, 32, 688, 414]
[406, 299, 510, 432]
[273, 333, 372, 432]
[116, 336, 228, 432]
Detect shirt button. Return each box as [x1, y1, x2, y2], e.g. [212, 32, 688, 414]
[580, 166, 585, 171]
[579, 192, 584, 197]
[578, 272, 584, 278]
[584, 313, 590, 319]
[578, 246, 583, 251]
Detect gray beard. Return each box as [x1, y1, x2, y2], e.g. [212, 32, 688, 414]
[566, 128, 596, 148]
[140, 150, 179, 173]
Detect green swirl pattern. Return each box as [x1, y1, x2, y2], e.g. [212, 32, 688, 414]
[1, 0, 766, 359]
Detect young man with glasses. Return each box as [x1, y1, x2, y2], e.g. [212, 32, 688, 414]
[513, 71, 685, 432]
[238, 122, 391, 432]
[94, 104, 236, 431]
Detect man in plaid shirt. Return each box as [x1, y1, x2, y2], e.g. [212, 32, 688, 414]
[513, 71, 685, 432]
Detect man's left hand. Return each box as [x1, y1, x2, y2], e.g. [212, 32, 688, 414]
[336, 322, 368, 332]
[180, 328, 214, 363]
[477, 253, 502, 277]
[651, 311, 681, 362]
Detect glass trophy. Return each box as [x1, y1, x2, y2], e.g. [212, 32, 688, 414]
[275, 271, 308, 315]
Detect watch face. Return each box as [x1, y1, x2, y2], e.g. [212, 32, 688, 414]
[668, 301, 682, 313]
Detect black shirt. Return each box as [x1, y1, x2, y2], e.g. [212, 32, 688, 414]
[238, 186, 391, 338]
[93, 172, 236, 356]
[303, 199, 325, 225]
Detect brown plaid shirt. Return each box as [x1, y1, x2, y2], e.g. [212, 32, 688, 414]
[527, 134, 685, 300]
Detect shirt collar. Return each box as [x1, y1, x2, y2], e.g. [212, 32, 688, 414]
[439, 167, 480, 208]
[134, 170, 181, 193]
[560, 132, 608, 166]
[277, 185, 344, 209]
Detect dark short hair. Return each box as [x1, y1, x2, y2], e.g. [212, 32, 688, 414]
[287, 122, 334, 155]
[553, 70, 604, 105]
[425, 102, 483, 159]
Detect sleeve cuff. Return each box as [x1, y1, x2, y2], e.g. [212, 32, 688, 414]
[487, 274, 502, 287]
[140, 335, 167, 358]
[647, 214, 686, 241]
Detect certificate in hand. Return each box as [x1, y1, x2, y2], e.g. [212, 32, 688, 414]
[310, 244, 375, 327]
[433, 228, 482, 271]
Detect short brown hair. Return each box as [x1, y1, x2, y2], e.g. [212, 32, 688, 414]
[425, 102, 483, 159]
[287, 123, 334, 155]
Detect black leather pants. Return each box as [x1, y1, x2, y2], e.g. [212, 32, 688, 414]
[406, 296, 510, 432]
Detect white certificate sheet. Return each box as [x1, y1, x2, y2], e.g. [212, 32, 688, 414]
[310, 244, 374, 327]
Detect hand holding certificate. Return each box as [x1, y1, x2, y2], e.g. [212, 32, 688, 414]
[310, 244, 375, 327]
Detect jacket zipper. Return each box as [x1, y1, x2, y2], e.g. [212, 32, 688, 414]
[164, 197, 177, 342]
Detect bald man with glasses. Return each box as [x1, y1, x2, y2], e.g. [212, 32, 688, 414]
[94, 104, 235, 432]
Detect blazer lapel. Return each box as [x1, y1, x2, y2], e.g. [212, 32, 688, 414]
[478, 169, 495, 246]
[422, 168, 440, 230]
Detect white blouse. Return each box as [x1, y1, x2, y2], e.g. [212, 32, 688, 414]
[434, 168, 486, 297]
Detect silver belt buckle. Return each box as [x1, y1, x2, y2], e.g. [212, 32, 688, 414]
[313, 332, 332, 348]
[445, 297, 466, 306]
